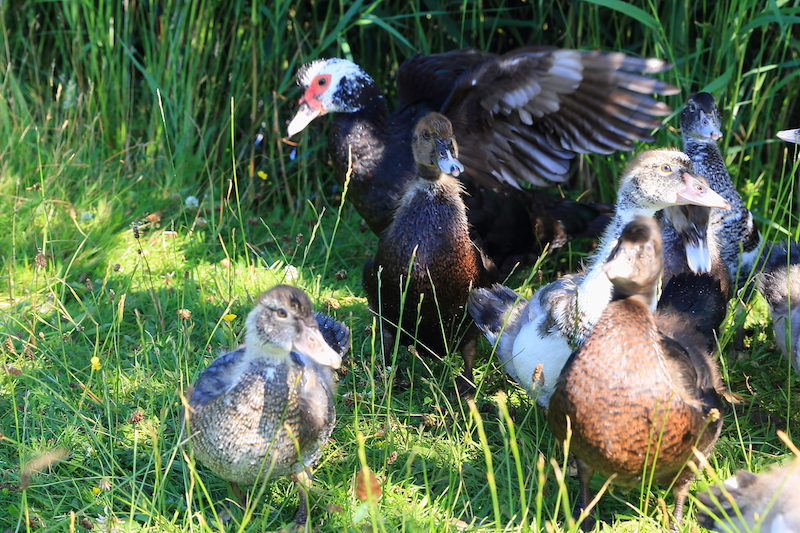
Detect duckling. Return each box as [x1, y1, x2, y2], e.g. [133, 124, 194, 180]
[697, 460, 800, 532]
[547, 216, 724, 530]
[755, 241, 800, 375]
[680, 92, 762, 285]
[288, 50, 678, 274]
[187, 285, 348, 526]
[468, 150, 730, 408]
[363, 112, 492, 394]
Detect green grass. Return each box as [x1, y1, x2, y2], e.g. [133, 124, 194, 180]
[1, 0, 800, 531]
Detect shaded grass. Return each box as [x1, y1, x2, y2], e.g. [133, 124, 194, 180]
[1, 0, 800, 531]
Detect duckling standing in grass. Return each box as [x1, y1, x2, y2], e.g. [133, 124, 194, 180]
[363, 112, 493, 394]
[679, 92, 762, 285]
[468, 150, 730, 408]
[186, 285, 348, 526]
[755, 241, 800, 376]
[697, 460, 800, 532]
[756, 130, 800, 377]
[547, 217, 724, 531]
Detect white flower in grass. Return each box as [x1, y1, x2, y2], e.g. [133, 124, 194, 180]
[80, 212, 94, 223]
[284, 264, 299, 281]
[95, 505, 125, 532]
[184, 196, 200, 209]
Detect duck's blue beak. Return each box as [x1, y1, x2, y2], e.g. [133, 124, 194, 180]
[698, 110, 722, 140]
[777, 128, 800, 144]
[436, 138, 464, 177]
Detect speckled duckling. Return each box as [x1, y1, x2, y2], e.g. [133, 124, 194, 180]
[363, 112, 492, 394]
[187, 285, 348, 526]
[547, 217, 724, 531]
[680, 92, 762, 284]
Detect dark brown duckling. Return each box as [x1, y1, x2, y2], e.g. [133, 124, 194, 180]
[187, 285, 348, 526]
[547, 216, 723, 531]
[288, 50, 678, 275]
[697, 460, 800, 532]
[362, 112, 492, 394]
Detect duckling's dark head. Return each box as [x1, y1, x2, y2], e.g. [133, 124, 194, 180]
[617, 150, 730, 216]
[680, 92, 722, 142]
[245, 285, 341, 368]
[412, 112, 464, 180]
[604, 216, 663, 301]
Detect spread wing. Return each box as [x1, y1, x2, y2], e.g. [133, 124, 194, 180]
[399, 47, 678, 190]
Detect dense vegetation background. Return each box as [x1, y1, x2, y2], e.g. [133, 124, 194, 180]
[1, 0, 799, 531]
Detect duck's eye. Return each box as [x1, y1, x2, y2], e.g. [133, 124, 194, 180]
[422, 130, 431, 140]
[660, 163, 672, 173]
[276, 308, 288, 319]
[317, 77, 327, 87]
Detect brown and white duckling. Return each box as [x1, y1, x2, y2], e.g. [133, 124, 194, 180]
[187, 285, 348, 526]
[680, 92, 762, 285]
[468, 150, 730, 408]
[287, 50, 678, 275]
[363, 112, 492, 394]
[697, 460, 800, 532]
[547, 216, 724, 530]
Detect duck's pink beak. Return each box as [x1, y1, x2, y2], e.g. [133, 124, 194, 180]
[293, 320, 341, 369]
[676, 174, 730, 210]
[287, 102, 324, 138]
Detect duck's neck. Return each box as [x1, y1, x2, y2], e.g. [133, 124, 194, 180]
[576, 207, 660, 334]
[329, 84, 394, 181]
[394, 174, 469, 231]
[683, 138, 743, 210]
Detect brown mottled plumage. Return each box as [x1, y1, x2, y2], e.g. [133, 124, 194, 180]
[547, 217, 723, 531]
[187, 285, 348, 526]
[362, 112, 492, 394]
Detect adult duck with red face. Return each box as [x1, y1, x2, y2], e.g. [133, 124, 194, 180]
[287, 48, 680, 273]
